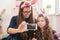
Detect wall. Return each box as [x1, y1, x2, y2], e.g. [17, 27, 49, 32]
[48, 14, 60, 34]
[0, 0, 17, 38]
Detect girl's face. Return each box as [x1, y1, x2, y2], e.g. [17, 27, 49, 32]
[37, 17, 46, 28]
[23, 7, 31, 18]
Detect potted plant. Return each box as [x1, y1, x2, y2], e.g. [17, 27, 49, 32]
[46, 4, 51, 8]
[46, 4, 52, 14]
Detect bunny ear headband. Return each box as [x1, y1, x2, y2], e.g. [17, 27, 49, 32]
[21, 0, 37, 8]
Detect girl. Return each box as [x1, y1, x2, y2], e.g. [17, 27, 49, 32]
[31, 14, 60, 40]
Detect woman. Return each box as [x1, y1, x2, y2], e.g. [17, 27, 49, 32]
[31, 14, 60, 40]
[7, 1, 34, 40]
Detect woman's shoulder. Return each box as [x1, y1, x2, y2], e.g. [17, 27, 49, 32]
[10, 16, 18, 23]
[12, 16, 17, 18]
[11, 16, 17, 20]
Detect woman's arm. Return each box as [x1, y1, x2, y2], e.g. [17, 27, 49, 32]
[7, 16, 18, 34]
[7, 16, 27, 34]
[7, 28, 18, 34]
[7, 21, 28, 34]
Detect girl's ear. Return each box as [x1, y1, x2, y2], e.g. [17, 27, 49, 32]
[40, 8, 46, 14]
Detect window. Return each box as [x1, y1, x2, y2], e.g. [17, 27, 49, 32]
[42, 0, 55, 14]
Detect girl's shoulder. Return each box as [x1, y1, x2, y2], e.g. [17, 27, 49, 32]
[52, 30, 60, 40]
[52, 30, 56, 34]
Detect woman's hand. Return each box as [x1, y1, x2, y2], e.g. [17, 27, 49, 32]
[17, 21, 28, 33]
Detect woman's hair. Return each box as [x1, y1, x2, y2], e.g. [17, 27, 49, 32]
[16, 1, 34, 27]
[31, 14, 54, 40]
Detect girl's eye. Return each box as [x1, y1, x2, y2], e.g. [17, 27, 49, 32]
[41, 20, 44, 22]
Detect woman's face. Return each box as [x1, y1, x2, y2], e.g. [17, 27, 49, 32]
[37, 17, 46, 28]
[23, 7, 31, 18]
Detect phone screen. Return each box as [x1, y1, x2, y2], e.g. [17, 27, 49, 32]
[27, 24, 37, 30]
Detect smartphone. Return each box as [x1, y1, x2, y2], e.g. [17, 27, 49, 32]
[27, 24, 37, 30]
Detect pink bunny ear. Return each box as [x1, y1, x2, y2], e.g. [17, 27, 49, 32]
[21, 2, 31, 8]
[31, 0, 37, 5]
[25, 2, 31, 6]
